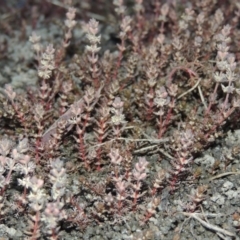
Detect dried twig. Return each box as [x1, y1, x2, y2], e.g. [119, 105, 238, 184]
[180, 212, 236, 237]
[209, 172, 240, 181]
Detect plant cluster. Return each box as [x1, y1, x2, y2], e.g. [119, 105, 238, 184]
[0, 0, 240, 239]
